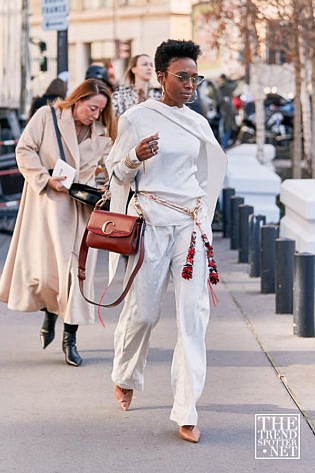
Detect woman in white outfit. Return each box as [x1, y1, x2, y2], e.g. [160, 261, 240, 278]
[106, 39, 227, 443]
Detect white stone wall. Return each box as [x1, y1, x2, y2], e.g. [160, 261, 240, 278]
[280, 179, 315, 253]
[225, 144, 281, 223]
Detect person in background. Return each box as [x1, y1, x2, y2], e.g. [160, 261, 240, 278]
[217, 73, 237, 149]
[106, 39, 227, 443]
[85, 64, 115, 92]
[85, 64, 117, 186]
[28, 78, 67, 121]
[112, 54, 161, 116]
[0, 79, 116, 367]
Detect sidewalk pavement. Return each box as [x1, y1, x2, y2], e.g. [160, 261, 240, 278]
[217, 234, 315, 432]
[0, 231, 314, 473]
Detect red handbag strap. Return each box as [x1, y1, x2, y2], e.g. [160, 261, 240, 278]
[78, 222, 145, 308]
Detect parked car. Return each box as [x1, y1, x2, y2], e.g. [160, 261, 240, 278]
[0, 139, 23, 233]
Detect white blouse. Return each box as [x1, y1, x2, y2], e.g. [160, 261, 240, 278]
[111, 101, 209, 226]
[106, 98, 227, 280]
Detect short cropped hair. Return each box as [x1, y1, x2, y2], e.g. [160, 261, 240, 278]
[154, 39, 201, 73]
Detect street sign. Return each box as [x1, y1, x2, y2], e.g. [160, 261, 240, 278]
[42, 16, 68, 31]
[42, 0, 68, 31]
[42, 0, 69, 17]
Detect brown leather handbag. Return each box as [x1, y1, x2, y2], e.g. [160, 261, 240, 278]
[78, 185, 145, 308]
[85, 209, 143, 255]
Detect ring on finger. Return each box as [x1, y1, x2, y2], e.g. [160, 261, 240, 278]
[149, 144, 154, 154]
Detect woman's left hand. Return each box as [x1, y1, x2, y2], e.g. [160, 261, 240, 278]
[135, 133, 159, 161]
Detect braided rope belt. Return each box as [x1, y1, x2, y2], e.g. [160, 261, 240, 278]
[140, 192, 219, 304]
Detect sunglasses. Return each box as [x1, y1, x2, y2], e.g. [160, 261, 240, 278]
[167, 71, 204, 86]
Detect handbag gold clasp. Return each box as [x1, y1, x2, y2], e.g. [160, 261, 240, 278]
[101, 220, 115, 235]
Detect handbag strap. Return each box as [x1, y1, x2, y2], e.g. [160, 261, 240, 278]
[96, 172, 143, 218]
[50, 105, 67, 162]
[77, 221, 145, 308]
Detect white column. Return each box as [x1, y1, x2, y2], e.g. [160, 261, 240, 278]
[73, 42, 90, 88]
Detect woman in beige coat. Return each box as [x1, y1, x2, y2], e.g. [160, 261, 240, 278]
[0, 79, 116, 366]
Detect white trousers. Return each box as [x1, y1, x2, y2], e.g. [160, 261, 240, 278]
[111, 221, 210, 426]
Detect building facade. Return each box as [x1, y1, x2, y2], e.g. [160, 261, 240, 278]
[29, 0, 196, 93]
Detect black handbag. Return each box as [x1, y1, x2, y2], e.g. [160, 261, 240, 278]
[50, 105, 106, 207]
[69, 183, 109, 209]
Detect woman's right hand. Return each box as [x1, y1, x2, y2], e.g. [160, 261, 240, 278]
[135, 133, 159, 161]
[47, 176, 69, 193]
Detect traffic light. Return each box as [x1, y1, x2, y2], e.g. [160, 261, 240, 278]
[39, 41, 47, 53]
[29, 38, 49, 74]
[39, 41, 47, 72]
[40, 56, 48, 72]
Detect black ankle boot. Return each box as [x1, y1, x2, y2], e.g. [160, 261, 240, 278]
[40, 311, 58, 349]
[62, 327, 82, 367]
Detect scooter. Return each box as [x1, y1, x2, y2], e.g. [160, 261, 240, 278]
[237, 95, 293, 146]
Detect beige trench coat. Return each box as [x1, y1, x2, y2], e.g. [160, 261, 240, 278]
[0, 105, 112, 324]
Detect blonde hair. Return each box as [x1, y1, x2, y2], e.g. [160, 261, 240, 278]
[124, 54, 151, 86]
[56, 78, 117, 141]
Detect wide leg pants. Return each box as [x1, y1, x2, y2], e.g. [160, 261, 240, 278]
[111, 220, 211, 426]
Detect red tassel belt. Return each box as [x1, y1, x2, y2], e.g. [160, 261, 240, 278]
[139, 192, 219, 304]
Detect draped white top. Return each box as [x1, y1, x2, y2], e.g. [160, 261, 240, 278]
[106, 98, 228, 279]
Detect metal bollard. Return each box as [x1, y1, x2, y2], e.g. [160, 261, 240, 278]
[275, 238, 295, 314]
[230, 196, 244, 250]
[222, 187, 235, 238]
[238, 204, 254, 263]
[248, 214, 266, 277]
[293, 252, 315, 337]
[260, 225, 279, 293]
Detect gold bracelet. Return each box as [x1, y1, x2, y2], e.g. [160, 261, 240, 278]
[124, 153, 141, 169]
